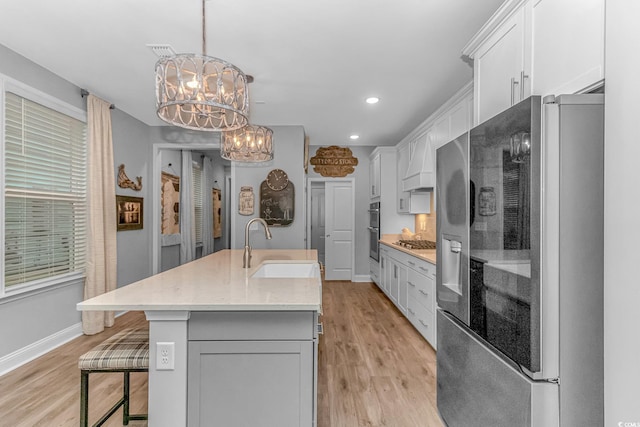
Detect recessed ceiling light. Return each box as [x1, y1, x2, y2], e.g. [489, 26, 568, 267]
[350, 135, 360, 140]
[365, 97, 380, 104]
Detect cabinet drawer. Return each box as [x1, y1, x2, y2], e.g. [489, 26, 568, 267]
[407, 269, 435, 312]
[407, 298, 436, 348]
[189, 311, 315, 341]
[406, 258, 435, 277]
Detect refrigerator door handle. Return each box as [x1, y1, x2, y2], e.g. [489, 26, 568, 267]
[450, 241, 462, 253]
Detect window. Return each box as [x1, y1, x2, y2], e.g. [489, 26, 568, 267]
[192, 162, 203, 245]
[2, 79, 87, 296]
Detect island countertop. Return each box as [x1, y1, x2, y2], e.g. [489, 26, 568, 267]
[77, 249, 322, 312]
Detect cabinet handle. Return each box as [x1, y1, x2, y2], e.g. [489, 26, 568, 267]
[372, 185, 375, 195]
[399, 199, 404, 210]
[407, 261, 416, 266]
[419, 319, 429, 328]
[419, 266, 430, 273]
[419, 289, 429, 297]
[520, 71, 528, 100]
[408, 308, 416, 315]
[408, 281, 416, 287]
[394, 265, 397, 279]
[510, 77, 520, 105]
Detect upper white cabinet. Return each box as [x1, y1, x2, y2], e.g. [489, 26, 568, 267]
[463, 1, 532, 125]
[464, 0, 604, 125]
[531, 0, 605, 96]
[396, 143, 411, 213]
[369, 151, 381, 199]
[370, 147, 414, 232]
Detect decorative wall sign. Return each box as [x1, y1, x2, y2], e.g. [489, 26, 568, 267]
[213, 188, 222, 238]
[309, 146, 358, 177]
[161, 172, 180, 235]
[117, 164, 142, 191]
[259, 169, 294, 226]
[116, 195, 143, 231]
[239, 186, 255, 216]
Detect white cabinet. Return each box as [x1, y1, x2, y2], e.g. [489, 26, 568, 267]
[369, 258, 380, 285]
[464, 1, 532, 125]
[377, 244, 436, 349]
[370, 148, 414, 234]
[369, 152, 381, 199]
[396, 143, 411, 213]
[532, 0, 605, 95]
[464, 0, 605, 125]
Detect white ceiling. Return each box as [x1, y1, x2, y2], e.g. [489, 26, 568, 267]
[0, 0, 503, 147]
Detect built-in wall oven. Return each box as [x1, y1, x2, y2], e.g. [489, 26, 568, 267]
[368, 202, 380, 261]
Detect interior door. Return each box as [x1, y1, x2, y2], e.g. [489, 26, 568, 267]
[324, 181, 353, 280]
[310, 186, 326, 265]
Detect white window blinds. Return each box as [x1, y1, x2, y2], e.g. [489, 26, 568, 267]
[4, 91, 87, 289]
[192, 162, 203, 244]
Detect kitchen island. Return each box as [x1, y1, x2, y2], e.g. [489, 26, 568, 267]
[77, 249, 322, 427]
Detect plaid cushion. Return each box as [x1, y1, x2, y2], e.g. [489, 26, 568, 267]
[79, 328, 149, 370]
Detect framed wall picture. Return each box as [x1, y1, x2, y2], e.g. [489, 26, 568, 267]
[116, 195, 143, 231]
[213, 188, 222, 238]
[161, 172, 180, 235]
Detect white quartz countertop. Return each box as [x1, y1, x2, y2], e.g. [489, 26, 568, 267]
[379, 237, 437, 264]
[77, 249, 322, 312]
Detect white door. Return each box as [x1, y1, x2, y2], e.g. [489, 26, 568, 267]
[310, 186, 326, 265]
[324, 181, 354, 280]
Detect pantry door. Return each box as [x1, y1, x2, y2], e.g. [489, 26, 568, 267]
[324, 181, 354, 280]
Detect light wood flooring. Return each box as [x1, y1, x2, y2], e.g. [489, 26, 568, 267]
[0, 281, 442, 426]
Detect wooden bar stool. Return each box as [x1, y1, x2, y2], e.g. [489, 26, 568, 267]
[78, 328, 149, 426]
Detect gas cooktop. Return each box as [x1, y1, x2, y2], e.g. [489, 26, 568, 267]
[394, 239, 437, 250]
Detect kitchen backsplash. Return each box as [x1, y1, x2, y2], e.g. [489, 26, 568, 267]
[414, 192, 436, 241]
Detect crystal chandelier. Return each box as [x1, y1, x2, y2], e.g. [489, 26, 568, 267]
[154, 0, 249, 131]
[221, 125, 274, 162]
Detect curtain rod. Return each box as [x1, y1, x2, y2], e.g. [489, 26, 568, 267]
[80, 89, 115, 110]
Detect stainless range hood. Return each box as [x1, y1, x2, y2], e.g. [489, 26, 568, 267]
[402, 134, 434, 191]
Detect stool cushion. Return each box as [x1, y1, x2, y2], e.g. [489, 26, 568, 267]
[79, 328, 149, 370]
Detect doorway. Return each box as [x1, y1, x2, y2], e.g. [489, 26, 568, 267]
[307, 178, 354, 281]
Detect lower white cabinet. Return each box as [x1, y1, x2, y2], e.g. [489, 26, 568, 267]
[187, 311, 318, 427]
[376, 244, 436, 349]
[369, 258, 380, 285]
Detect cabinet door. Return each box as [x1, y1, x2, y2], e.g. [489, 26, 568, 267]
[397, 262, 408, 315]
[532, 0, 604, 95]
[397, 144, 411, 213]
[188, 340, 314, 427]
[473, 6, 529, 124]
[369, 153, 381, 199]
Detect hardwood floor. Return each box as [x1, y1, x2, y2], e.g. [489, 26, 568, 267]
[318, 281, 442, 427]
[0, 281, 441, 426]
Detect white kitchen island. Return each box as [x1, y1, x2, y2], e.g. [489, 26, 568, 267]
[77, 249, 322, 427]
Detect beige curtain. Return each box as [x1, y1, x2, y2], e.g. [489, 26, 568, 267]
[82, 95, 117, 335]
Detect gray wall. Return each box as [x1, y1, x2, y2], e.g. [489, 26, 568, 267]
[306, 145, 374, 277]
[231, 126, 306, 250]
[604, 0, 640, 422]
[112, 108, 153, 286]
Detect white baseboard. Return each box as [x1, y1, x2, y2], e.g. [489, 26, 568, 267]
[0, 321, 83, 376]
[352, 274, 372, 283]
[0, 310, 129, 377]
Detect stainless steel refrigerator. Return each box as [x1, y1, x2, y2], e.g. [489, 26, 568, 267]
[436, 95, 604, 427]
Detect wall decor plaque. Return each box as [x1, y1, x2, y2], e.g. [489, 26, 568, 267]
[309, 145, 358, 177]
[259, 170, 294, 226]
[116, 195, 143, 231]
[239, 186, 254, 216]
